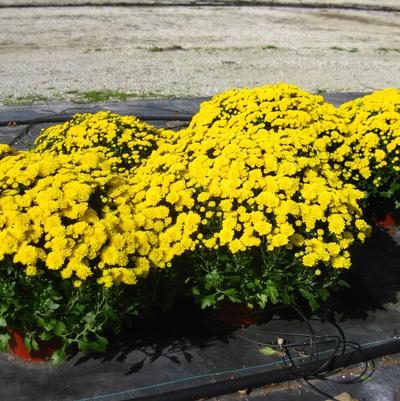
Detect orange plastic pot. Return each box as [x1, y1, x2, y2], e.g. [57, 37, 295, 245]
[374, 213, 398, 228]
[7, 328, 61, 362]
[206, 302, 272, 327]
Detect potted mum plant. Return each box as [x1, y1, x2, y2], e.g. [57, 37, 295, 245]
[0, 110, 201, 362]
[0, 104, 197, 362]
[337, 88, 400, 227]
[0, 146, 169, 362]
[130, 83, 371, 318]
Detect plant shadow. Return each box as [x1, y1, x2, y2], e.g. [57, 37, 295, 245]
[72, 300, 236, 375]
[320, 227, 400, 321]
[71, 229, 400, 374]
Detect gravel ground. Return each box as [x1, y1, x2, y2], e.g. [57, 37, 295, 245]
[1, 3, 400, 103]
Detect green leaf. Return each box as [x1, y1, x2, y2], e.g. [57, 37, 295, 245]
[39, 332, 54, 342]
[259, 346, 279, 356]
[80, 335, 108, 353]
[23, 336, 32, 353]
[222, 288, 237, 296]
[308, 298, 319, 311]
[0, 333, 10, 352]
[266, 285, 279, 304]
[281, 290, 291, 305]
[337, 279, 350, 288]
[31, 337, 39, 352]
[55, 321, 67, 337]
[299, 288, 314, 300]
[318, 288, 330, 301]
[126, 304, 140, 316]
[192, 287, 200, 296]
[204, 270, 221, 289]
[200, 294, 217, 309]
[299, 289, 319, 311]
[51, 347, 66, 366]
[37, 317, 56, 331]
[257, 293, 268, 309]
[84, 312, 95, 324]
[94, 334, 108, 352]
[45, 300, 60, 311]
[226, 294, 241, 304]
[0, 317, 7, 327]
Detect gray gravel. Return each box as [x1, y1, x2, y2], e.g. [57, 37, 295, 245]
[1, 4, 400, 103]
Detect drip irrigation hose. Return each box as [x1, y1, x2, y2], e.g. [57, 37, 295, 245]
[0, 2, 399, 12]
[107, 338, 400, 401]
[220, 305, 377, 401]
[72, 337, 400, 401]
[75, 303, 400, 401]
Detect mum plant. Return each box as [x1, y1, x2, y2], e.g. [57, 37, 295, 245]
[131, 83, 371, 311]
[0, 145, 182, 361]
[338, 88, 400, 216]
[32, 111, 173, 173]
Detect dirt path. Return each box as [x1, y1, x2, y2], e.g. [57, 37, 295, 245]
[0, 4, 399, 103]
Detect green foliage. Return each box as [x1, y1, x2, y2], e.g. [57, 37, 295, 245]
[376, 47, 400, 53]
[330, 46, 359, 53]
[148, 45, 183, 52]
[0, 256, 141, 362]
[2, 94, 50, 106]
[76, 90, 138, 102]
[184, 244, 345, 312]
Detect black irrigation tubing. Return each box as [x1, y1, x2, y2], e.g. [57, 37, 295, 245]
[0, 116, 69, 128]
[115, 338, 400, 401]
[0, 2, 399, 12]
[7, 124, 32, 147]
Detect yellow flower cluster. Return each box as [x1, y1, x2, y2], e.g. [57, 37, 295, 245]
[0, 83, 378, 290]
[189, 83, 350, 160]
[338, 88, 400, 194]
[33, 111, 172, 173]
[0, 149, 163, 287]
[132, 83, 370, 272]
[0, 144, 18, 160]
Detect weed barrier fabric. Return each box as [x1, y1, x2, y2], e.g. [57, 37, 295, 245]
[1, 94, 400, 401]
[0, 93, 363, 149]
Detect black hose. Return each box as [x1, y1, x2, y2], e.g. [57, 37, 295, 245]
[118, 338, 400, 401]
[0, 2, 398, 13]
